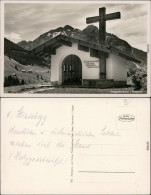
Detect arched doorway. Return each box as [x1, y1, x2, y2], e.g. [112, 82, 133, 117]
[62, 54, 82, 85]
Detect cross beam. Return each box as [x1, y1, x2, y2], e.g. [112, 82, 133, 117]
[86, 7, 121, 79]
[86, 12, 121, 24]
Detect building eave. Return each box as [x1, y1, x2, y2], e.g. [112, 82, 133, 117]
[29, 35, 141, 63]
[109, 46, 141, 63]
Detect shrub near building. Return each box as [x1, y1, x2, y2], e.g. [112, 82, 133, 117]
[128, 67, 147, 91]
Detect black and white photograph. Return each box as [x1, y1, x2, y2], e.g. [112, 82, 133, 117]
[2, 1, 150, 95]
[0, 1, 150, 195]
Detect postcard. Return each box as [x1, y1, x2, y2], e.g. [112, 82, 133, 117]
[1, 98, 150, 194]
[0, 0, 150, 97]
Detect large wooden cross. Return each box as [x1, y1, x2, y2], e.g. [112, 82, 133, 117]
[86, 7, 121, 79]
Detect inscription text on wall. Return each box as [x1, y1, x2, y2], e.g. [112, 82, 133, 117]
[84, 60, 99, 68]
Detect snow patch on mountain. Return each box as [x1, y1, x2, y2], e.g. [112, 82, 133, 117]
[60, 31, 67, 36]
[52, 32, 61, 38]
[47, 33, 52, 37]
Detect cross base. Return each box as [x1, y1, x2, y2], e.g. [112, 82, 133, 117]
[99, 74, 106, 79]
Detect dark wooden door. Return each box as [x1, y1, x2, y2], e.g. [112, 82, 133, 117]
[62, 55, 82, 85]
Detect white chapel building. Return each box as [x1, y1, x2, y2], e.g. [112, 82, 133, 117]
[30, 35, 140, 88]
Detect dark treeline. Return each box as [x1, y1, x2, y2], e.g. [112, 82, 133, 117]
[4, 75, 25, 87]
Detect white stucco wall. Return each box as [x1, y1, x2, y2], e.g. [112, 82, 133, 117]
[51, 43, 127, 84]
[106, 53, 127, 81]
[51, 43, 99, 85]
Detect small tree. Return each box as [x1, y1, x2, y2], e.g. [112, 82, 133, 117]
[21, 79, 25, 85]
[15, 65, 18, 71]
[4, 76, 8, 87]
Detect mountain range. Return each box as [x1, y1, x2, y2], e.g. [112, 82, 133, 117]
[17, 25, 147, 65]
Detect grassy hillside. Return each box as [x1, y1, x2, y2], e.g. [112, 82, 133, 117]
[4, 56, 51, 86]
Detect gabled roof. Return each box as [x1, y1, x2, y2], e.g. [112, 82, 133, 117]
[29, 35, 141, 63]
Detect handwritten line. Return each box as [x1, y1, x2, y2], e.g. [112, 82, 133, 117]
[79, 171, 135, 174]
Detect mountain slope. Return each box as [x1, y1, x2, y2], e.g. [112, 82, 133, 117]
[17, 24, 147, 65]
[4, 38, 51, 67]
[4, 55, 50, 85]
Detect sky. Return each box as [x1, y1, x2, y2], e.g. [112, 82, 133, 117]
[4, 2, 149, 51]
